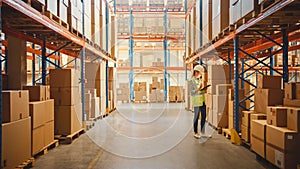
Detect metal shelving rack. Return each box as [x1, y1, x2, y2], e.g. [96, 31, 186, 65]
[0, 0, 116, 162]
[112, 0, 193, 101]
[186, 0, 300, 132]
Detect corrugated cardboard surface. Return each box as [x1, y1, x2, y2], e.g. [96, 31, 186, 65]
[257, 75, 282, 89]
[32, 125, 44, 155]
[44, 120, 54, 146]
[266, 125, 300, 151]
[251, 120, 267, 140]
[29, 101, 47, 129]
[266, 144, 300, 169]
[49, 69, 80, 87]
[242, 111, 255, 127]
[54, 104, 82, 135]
[45, 99, 55, 122]
[287, 108, 300, 132]
[266, 107, 287, 127]
[283, 98, 300, 108]
[254, 89, 284, 113]
[50, 87, 81, 106]
[23, 86, 46, 101]
[2, 90, 29, 123]
[251, 136, 265, 158]
[241, 124, 250, 142]
[2, 117, 31, 169]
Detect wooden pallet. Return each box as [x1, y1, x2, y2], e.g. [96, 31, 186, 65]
[15, 158, 35, 169]
[222, 128, 231, 139]
[85, 120, 95, 131]
[44, 11, 69, 30]
[55, 129, 85, 144]
[234, 10, 258, 29]
[33, 140, 59, 158]
[21, 0, 45, 13]
[260, 0, 281, 13]
[169, 100, 183, 103]
[70, 27, 83, 38]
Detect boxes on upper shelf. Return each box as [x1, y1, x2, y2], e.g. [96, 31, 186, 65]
[2, 90, 29, 123]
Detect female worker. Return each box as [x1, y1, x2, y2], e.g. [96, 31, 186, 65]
[190, 65, 207, 139]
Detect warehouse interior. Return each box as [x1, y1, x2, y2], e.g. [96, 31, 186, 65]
[1, 0, 300, 169]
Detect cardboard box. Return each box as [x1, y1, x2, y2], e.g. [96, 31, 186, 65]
[257, 75, 282, 89]
[2, 90, 30, 123]
[254, 89, 284, 113]
[2, 117, 31, 169]
[251, 136, 265, 158]
[50, 87, 81, 106]
[91, 97, 100, 118]
[49, 69, 80, 87]
[44, 120, 54, 146]
[32, 125, 44, 155]
[152, 77, 158, 83]
[266, 125, 300, 151]
[266, 106, 288, 127]
[287, 108, 300, 132]
[242, 111, 255, 127]
[266, 144, 300, 169]
[54, 104, 83, 135]
[284, 82, 297, 99]
[45, 85, 50, 100]
[251, 120, 267, 140]
[29, 101, 46, 129]
[251, 113, 267, 121]
[241, 124, 250, 142]
[284, 98, 300, 107]
[23, 85, 46, 101]
[44, 99, 54, 122]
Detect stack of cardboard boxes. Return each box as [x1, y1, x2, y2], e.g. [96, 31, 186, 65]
[117, 83, 130, 102]
[152, 58, 164, 67]
[206, 64, 233, 128]
[283, 82, 300, 107]
[134, 82, 147, 101]
[49, 69, 83, 135]
[249, 78, 300, 168]
[149, 77, 164, 102]
[23, 85, 55, 156]
[169, 86, 184, 102]
[2, 90, 31, 169]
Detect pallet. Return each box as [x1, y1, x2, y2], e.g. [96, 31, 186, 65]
[222, 128, 231, 139]
[33, 140, 59, 159]
[55, 129, 85, 144]
[133, 100, 148, 103]
[234, 10, 258, 29]
[85, 120, 95, 131]
[16, 158, 35, 169]
[241, 141, 251, 150]
[70, 27, 83, 38]
[44, 11, 69, 30]
[260, 0, 281, 13]
[169, 100, 183, 103]
[21, 0, 45, 13]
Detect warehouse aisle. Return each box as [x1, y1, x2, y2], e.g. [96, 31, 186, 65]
[34, 103, 265, 169]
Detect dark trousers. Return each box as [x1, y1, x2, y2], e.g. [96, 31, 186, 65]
[193, 104, 206, 134]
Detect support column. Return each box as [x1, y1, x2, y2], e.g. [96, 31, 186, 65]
[234, 36, 240, 132]
[129, 8, 134, 101]
[199, 0, 203, 47]
[81, 0, 85, 121]
[228, 50, 232, 82]
[241, 58, 245, 89]
[163, 9, 168, 101]
[41, 38, 47, 85]
[0, 4, 3, 164]
[282, 29, 289, 84]
[32, 44, 36, 85]
[7, 36, 27, 89]
[105, 2, 109, 111]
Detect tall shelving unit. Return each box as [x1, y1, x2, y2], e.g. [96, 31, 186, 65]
[0, 0, 116, 162]
[112, 0, 194, 102]
[186, 0, 300, 132]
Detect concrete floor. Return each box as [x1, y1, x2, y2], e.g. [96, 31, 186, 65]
[34, 103, 266, 169]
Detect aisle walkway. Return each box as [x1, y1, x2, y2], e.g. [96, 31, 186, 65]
[34, 103, 265, 169]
